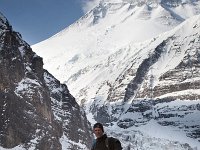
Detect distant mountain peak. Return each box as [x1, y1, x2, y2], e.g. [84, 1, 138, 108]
[32, 2, 200, 149]
[89, 0, 200, 26]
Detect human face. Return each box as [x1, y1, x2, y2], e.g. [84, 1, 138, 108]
[93, 127, 104, 138]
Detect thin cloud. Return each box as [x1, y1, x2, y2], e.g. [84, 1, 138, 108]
[81, 0, 101, 13]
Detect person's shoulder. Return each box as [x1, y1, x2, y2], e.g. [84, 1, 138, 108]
[107, 136, 121, 145]
[107, 136, 122, 149]
[108, 137, 120, 142]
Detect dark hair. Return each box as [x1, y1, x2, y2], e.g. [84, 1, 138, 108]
[93, 123, 104, 132]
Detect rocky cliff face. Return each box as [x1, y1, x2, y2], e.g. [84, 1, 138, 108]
[109, 15, 200, 148]
[0, 13, 93, 150]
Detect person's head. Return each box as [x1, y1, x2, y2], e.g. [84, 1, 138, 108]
[93, 123, 104, 138]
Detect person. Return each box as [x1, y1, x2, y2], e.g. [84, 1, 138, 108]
[91, 122, 122, 150]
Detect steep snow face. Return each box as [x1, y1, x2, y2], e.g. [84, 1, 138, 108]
[32, 1, 200, 149]
[32, 0, 200, 95]
[33, 1, 200, 57]
[130, 14, 200, 99]
[107, 15, 200, 149]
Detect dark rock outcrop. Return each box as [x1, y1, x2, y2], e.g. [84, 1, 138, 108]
[0, 12, 93, 149]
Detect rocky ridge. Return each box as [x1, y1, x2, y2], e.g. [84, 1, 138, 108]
[0, 12, 93, 150]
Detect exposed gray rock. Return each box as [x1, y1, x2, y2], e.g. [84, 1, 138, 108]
[0, 13, 93, 150]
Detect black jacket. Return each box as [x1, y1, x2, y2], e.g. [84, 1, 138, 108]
[92, 134, 108, 150]
[91, 134, 122, 150]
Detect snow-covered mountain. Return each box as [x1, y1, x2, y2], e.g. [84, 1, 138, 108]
[0, 13, 93, 150]
[32, 0, 200, 149]
[32, 0, 200, 102]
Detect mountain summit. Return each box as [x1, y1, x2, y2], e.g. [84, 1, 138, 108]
[33, 0, 200, 149]
[32, 0, 200, 93]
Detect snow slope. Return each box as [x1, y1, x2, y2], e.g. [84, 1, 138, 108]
[32, 0, 200, 149]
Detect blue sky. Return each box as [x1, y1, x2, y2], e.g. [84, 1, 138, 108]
[0, 0, 99, 45]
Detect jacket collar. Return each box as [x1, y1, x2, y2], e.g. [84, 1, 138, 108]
[97, 134, 107, 141]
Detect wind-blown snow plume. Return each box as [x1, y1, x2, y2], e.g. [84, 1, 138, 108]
[81, 0, 101, 13]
